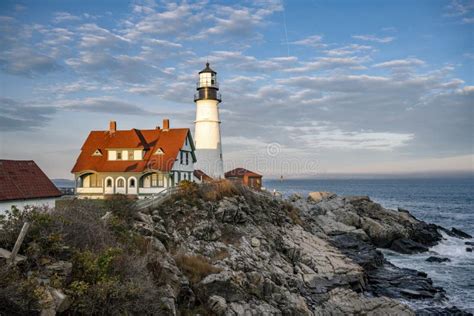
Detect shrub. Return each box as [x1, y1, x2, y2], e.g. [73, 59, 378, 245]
[104, 194, 136, 220]
[282, 202, 303, 226]
[0, 265, 42, 315]
[174, 254, 221, 284]
[53, 202, 117, 252]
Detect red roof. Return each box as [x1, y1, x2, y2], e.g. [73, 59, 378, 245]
[0, 160, 62, 202]
[225, 168, 262, 178]
[71, 127, 193, 174]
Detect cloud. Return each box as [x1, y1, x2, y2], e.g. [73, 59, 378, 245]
[462, 17, 474, 23]
[352, 34, 395, 43]
[444, 0, 474, 17]
[0, 98, 57, 131]
[373, 58, 425, 68]
[290, 35, 325, 48]
[57, 96, 155, 115]
[122, 2, 207, 39]
[78, 23, 130, 49]
[323, 44, 373, 57]
[286, 123, 414, 151]
[284, 56, 370, 73]
[53, 12, 81, 23]
[0, 47, 59, 76]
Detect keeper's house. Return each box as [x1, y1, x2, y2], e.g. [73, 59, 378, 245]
[71, 119, 196, 199]
[0, 160, 62, 214]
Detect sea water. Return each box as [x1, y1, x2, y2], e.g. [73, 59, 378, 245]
[265, 177, 474, 312]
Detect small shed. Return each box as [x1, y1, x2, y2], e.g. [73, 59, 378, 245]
[225, 168, 262, 190]
[0, 160, 62, 214]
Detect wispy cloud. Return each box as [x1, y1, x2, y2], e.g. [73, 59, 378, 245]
[352, 34, 395, 43]
[290, 35, 326, 48]
[373, 58, 425, 68]
[0, 98, 57, 131]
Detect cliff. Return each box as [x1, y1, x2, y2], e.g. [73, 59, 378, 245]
[0, 182, 472, 315]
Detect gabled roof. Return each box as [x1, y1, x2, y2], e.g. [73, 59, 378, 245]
[225, 168, 262, 178]
[71, 127, 194, 173]
[0, 160, 62, 202]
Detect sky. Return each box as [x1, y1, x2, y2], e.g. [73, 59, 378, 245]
[0, 0, 473, 179]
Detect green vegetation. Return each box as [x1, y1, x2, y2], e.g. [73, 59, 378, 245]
[0, 199, 161, 315]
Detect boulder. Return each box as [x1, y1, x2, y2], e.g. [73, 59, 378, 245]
[251, 237, 261, 248]
[451, 228, 472, 239]
[198, 271, 247, 302]
[208, 295, 227, 315]
[308, 191, 335, 203]
[44, 261, 73, 278]
[313, 288, 414, 315]
[390, 239, 429, 254]
[426, 256, 451, 263]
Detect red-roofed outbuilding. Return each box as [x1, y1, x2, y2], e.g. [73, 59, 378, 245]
[225, 168, 263, 190]
[0, 160, 62, 213]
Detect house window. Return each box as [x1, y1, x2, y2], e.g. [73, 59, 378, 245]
[106, 179, 113, 187]
[130, 178, 135, 188]
[150, 173, 164, 187]
[117, 152, 122, 160]
[185, 137, 188, 146]
[87, 173, 102, 187]
[128, 151, 134, 160]
[180, 151, 183, 164]
[117, 178, 125, 187]
[185, 152, 189, 165]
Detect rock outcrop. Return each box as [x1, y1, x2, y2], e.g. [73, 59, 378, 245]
[121, 188, 470, 315]
[3, 185, 471, 315]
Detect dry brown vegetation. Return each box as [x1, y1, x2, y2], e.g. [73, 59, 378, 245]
[174, 254, 222, 284]
[177, 179, 251, 202]
[211, 249, 230, 262]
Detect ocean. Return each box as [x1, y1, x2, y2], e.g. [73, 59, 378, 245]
[264, 177, 474, 312]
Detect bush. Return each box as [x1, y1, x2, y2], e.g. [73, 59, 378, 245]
[174, 254, 221, 284]
[0, 265, 42, 315]
[282, 202, 303, 226]
[67, 249, 162, 315]
[104, 194, 136, 220]
[0, 201, 162, 315]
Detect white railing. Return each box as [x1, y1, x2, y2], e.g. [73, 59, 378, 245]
[76, 187, 103, 194]
[135, 186, 181, 211]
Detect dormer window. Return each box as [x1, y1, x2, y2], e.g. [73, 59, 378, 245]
[92, 149, 103, 156]
[154, 148, 164, 155]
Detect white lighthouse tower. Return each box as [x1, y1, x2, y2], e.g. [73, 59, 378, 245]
[193, 63, 224, 179]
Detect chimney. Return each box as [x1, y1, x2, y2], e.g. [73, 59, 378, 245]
[163, 119, 170, 131]
[109, 120, 117, 133]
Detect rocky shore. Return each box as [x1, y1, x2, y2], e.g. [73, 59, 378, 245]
[1, 182, 472, 315]
[128, 187, 473, 315]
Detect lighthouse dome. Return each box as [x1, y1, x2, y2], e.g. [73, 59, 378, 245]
[199, 62, 216, 74]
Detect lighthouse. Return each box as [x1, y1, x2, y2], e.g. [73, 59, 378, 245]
[193, 63, 224, 179]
